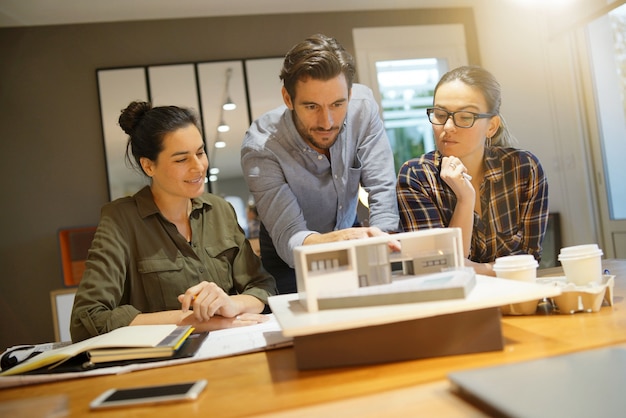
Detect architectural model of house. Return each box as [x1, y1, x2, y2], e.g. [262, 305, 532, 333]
[293, 228, 475, 312]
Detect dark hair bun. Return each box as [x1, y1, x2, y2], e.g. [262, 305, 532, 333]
[119, 101, 152, 136]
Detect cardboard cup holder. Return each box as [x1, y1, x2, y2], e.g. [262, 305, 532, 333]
[500, 275, 614, 315]
[536, 275, 614, 314]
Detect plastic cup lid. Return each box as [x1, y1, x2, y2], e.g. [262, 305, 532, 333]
[558, 244, 603, 260]
[493, 254, 538, 269]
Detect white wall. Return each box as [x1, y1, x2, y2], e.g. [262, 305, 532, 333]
[465, 0, 604, 247]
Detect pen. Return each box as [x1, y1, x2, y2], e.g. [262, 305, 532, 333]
[462, 172, 472, 181]
[186, 294, 201, 311]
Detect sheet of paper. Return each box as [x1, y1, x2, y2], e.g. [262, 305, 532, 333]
[194, 314, 292, 359]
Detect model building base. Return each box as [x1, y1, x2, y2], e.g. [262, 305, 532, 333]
[292, 307, 503, 370]
[316, 269, 476, 310]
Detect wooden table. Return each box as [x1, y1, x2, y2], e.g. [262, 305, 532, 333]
[1, 260, 625, 417]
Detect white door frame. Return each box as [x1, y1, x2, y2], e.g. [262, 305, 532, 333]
[353, 24, 469, 107]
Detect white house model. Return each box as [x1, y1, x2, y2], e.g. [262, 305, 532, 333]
[293, 228, 469, 312]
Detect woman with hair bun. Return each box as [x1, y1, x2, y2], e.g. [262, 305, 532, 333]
[70, 101, 276, 342]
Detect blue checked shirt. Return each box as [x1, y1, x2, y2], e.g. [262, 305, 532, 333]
[241, 84, 399, 267]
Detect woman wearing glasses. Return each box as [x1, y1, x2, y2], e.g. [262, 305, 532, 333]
[397, 65, 548, 276]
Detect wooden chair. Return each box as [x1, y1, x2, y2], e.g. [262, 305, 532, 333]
[58, 226, 96, 286]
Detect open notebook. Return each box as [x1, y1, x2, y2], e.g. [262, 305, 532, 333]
[448, 346, 626, 418]
[1, 325, 194, 376]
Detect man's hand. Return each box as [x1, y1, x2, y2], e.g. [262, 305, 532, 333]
[303, 226, 401, 252]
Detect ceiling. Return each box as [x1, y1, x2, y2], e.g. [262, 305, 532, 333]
[0, 0, 448, 28]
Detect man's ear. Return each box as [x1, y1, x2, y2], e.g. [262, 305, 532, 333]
[282, 86, 293, 110]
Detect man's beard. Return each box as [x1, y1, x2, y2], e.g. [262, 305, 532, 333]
[293, 111, 344, 151]
[303, 128, 340, 150]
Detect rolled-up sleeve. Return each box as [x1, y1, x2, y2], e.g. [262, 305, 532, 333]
[241, 120, 314, 267]
[353, 87, 399, 232]
[70, 207, 140, 342]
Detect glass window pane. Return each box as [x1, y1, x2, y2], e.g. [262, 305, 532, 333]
[374, 59, 447, 173]
[588, 4, 626, 219]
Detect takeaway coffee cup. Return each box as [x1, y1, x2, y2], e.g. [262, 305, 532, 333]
[558, 244, 603, 286]
[493, 255, 539, 282]
[494, 255, 540, 315]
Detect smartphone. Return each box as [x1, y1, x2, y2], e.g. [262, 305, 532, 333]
[89, 379, 207, 409]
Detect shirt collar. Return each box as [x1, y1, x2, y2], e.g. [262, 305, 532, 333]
[134, 185, 213, 219]
[282, 111, 308, 151]
[483, 147, 503, 183]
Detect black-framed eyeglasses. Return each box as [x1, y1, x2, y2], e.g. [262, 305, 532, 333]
[426, 107, 496, 128]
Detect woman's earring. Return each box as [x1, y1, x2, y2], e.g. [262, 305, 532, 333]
[486, 136, 492, 147]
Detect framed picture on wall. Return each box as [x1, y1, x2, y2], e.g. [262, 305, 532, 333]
[50, 288, 77, 342]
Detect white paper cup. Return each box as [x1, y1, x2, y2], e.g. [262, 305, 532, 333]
[558, 244, 603, 286]
[493, 255, 538, 282]
[494, 255, 539, 315]
[500, 300, 539, 315]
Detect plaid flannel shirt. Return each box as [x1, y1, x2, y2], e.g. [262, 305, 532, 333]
[397, 147, 549, 262]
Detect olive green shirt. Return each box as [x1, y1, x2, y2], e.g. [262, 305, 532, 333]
[70, 186, 277, 342]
